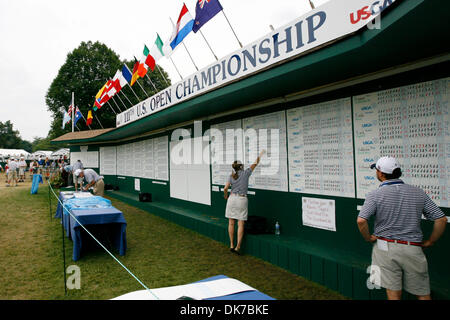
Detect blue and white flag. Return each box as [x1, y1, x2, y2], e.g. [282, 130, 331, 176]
[122, 64, 133, 84]
[74, 107, 82, 126]
[62, 111, 71, 129]
[192, 0, 223, 33]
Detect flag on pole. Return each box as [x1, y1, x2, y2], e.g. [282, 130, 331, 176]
[74, 107, 82, 126]
[62, 111, 71, 129]
[99, 80, 116, 104]
[94, 81, 109, 110]
[86, 110, 93, 126]
[130, 60, 140, 86]
[192, 0, 223, 33]
[121, 64, 133, 84]
[137, 45, 156, 78]
[169, 4, 195, 50]
[112, 70, 128, 93]
[150, 34, 165, 62]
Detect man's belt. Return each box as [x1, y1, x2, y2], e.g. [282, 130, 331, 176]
[377, 236, 422, 247]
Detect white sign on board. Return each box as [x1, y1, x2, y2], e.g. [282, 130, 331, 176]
[302, 197, 336, 232]
[134, 178, 140, 192]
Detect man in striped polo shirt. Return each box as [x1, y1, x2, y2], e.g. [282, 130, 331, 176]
[357, 156, 447, 300]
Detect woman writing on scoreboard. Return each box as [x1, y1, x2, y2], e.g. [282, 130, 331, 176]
[223, 150, 265, 255]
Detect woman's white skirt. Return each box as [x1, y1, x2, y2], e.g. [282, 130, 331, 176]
[225, 194, 248, 221]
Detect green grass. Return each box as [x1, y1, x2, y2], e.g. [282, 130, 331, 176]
[0, 173, 347, 300]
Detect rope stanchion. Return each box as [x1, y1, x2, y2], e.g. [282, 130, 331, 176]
[62, 209, 67, 296]
[48, 182, 52, 221]
[48, 182, 158, 299]
[48, 183, 67, 294]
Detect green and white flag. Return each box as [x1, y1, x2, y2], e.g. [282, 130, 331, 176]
[150, 34, 165, 61]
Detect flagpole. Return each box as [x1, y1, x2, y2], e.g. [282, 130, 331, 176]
[106, 100, 118, 115]
[94, 114, 104, 129]
[127, 83, 141, 101]
[145, 73, 158, 92]
[120, 90, 134, 107]
[136, 78, 150, 97]
[71, 92, 75, 132]
[221, 11, 243, 48]
[156, 64, 170, 87]
[109, 95, 122, 113]
[309, 0, 315, 9]
[181, 41, 199, 70]
[78, 109, 92, 130]
[169, 17, 199, 71]
[112, 94, 126, 112]
[198, 29, 218, 61]
[169, 56, 183, 80]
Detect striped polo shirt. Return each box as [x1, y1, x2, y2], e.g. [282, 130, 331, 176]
[358, 179, 445, 242]
[227, 168, 253, 196]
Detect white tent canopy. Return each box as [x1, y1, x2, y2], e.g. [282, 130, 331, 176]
[0, 149, 31, 160]
[30, 150, 53, 160]
[50, 148, 70, 160]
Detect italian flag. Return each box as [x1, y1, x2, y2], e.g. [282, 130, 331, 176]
[138, 45, 156, 78]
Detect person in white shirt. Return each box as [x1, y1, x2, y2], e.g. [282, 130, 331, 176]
[72, 160, 84, 192]
[7, 158, 18, 187]
[18, 157, 27, 182]
[74, 169, 104, 196]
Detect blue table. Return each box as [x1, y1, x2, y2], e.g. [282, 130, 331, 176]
[55, 192, 127, 261]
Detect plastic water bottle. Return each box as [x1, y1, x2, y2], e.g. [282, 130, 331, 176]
[275, 221, 280, 236]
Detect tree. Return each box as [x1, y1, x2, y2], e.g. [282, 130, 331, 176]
[31, 136, 58, 152]
[45, 41, 171, 140]
[0, 120, 32, 152]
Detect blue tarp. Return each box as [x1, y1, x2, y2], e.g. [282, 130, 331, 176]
[30, 174, 43, 194]
[63, 196, 112, 213]
[54, 192, 127, 261]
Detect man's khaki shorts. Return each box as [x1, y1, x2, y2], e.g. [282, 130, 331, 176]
[93, 179, 104, 197]
[371, 240, 430, 296]
[8, 170, 17, 181]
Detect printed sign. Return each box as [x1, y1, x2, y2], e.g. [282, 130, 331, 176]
[302, 197, 336, 232]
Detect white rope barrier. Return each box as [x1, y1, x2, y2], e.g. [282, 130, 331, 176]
[48, 182, 159, 300]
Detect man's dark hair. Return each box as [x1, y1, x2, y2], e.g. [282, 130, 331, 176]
[384, 168, 402, 180]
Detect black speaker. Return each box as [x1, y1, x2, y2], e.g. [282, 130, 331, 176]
[139, 192, 152, 202]
[245, 216, 268, 234]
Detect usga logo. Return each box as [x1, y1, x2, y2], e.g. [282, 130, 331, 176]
[350, 0, 395, 24]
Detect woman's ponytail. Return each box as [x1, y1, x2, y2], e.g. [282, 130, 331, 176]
[231, 161, 243, 180]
